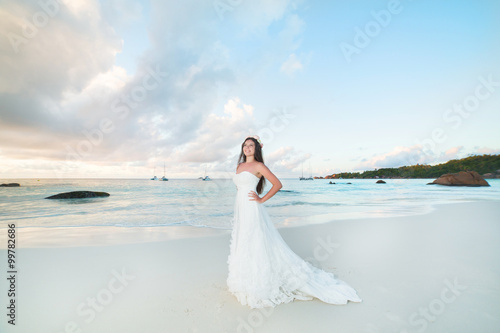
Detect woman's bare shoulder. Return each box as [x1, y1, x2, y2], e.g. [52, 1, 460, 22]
[255, 161, 267, 169]
[255, 162, 270, 174]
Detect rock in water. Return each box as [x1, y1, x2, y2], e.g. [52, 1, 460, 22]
[45, 191, 110, 199]
[427, 171, 490, 187]
[0, 183, 20, 187]
[376, 180, 386, 184]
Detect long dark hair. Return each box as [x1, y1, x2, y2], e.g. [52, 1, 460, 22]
[237, 137, 266, 194]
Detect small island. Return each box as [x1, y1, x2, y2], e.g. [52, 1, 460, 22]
[322, 154, 500, 180]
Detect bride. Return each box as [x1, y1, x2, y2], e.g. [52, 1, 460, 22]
[227, 135, 361, 308]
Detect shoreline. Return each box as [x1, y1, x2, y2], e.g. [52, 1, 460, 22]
[1, 201, 499, 332]
[1, 199, 499, 248]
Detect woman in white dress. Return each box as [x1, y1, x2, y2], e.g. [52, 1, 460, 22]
[227, 136, 361, 308]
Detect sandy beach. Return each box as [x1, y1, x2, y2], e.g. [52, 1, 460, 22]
[1, 200, 499, 333]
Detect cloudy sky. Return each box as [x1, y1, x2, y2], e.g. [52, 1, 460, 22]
[1, 0, 499, 179]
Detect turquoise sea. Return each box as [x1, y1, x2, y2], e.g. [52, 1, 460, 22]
[1, 178, 499, 231]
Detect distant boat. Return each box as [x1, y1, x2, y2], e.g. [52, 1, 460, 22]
[299, 163, 313, 181]
[160, 162, 168, 181]
[151, 154, 158, 180]
[201, 166, 211, 181]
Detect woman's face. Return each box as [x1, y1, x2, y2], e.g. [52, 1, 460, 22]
[243, 139, 256, 158]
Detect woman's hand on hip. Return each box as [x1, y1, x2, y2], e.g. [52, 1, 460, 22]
[248, 191, 263, 203]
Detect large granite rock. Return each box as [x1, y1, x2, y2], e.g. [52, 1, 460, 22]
[427, 171, 490, 187]
[45, 191, 110, 199]
[0, 183, 20, 187]
[376, 180, 386, 184]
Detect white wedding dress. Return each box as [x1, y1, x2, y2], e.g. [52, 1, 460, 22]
[227, 171, 361, 308]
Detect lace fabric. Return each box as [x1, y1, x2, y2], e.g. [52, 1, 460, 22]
[227, 171, 361, 308]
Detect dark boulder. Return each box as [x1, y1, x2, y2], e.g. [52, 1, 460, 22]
[0, 183, 20, 187]
[427, 171, 489, 187]
[376, 180, 386, 184]
[45, 191, 110, 199]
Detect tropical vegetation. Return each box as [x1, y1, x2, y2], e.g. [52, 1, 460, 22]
[325, 154, 500, 179]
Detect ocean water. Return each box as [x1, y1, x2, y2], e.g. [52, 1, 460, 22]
[1, 178, 499, 231]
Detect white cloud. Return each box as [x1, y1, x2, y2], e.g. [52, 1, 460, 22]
[439, 146, 464, 161]
[356, 146, 412, 170]
[231, 0, 296, 31]
[172, 98, 256, 164]
[102, 0, 144, 27]
[266, 146, 311, 172]
[0, 0, 122, 132]
[355, 145, 436, 170]
[0, 0, 305, 178]
[0, 0, 234, 163]
[474, 147, 500, 155]
[277, 14, 307, 77]
[353, 145, 477, 171]
[280, 53, 303, 76]
[278, 13, 305, 50]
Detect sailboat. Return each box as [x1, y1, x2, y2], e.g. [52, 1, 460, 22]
[201, 166, 211, 181]
[160, 162, 168, 181]
[299, 162, 313, 180]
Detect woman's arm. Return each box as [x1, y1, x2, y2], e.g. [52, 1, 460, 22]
[248, 163, 282, 204]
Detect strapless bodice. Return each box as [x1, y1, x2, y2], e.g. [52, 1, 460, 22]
[233, 171, 260, 192]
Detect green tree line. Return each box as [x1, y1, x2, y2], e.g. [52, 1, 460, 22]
[328, 154, 500, 179]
